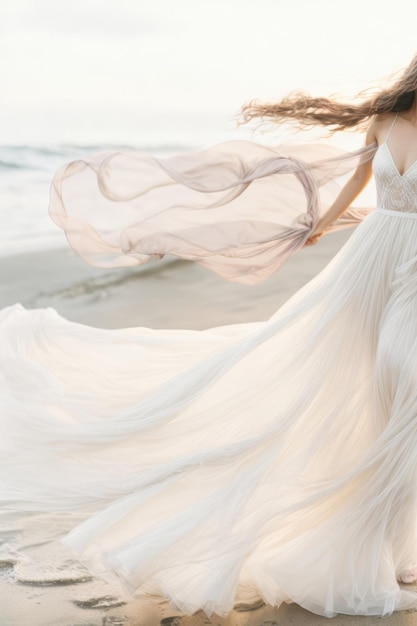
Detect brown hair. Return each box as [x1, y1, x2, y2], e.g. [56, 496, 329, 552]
[237, 54, 417, 133]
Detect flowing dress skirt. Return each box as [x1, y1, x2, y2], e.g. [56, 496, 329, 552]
[2, 205, 417, 617]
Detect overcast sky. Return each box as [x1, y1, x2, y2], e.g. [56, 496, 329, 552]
[1, 0, 416, 145]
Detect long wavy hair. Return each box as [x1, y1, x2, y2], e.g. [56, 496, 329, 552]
[237, 54, 417, 133]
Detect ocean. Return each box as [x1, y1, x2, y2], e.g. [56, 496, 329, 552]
[0, 128, 375, 261]
[0, 142, 201, 258]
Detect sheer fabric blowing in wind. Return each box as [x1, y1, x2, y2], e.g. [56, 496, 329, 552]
[49, 140, 377, 284]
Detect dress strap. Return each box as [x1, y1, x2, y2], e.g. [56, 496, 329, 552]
[384, 113, 399, 144]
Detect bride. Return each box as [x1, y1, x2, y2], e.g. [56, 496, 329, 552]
[2, 53, 417, 619]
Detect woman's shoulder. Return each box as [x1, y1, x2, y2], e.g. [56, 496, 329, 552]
[373, 111, 397, 125]
[366, 112, 397, 145]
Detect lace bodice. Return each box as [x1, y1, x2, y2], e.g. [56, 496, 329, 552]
[373, 117, 417, 214]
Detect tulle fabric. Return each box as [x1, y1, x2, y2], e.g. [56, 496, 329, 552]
[49, 140, 377, 284]
[3, 203, 417, 617]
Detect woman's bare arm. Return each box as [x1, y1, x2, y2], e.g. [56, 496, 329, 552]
[305, 122, 378, 245]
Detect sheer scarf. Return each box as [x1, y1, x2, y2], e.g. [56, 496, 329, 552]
[49, 140, 378, 285]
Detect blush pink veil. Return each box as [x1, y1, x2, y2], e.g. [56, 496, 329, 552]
[49, 139, 377, 285]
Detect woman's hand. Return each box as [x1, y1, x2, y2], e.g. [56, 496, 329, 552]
[304, 220, 327, 246]
[304, 231, 324, 246]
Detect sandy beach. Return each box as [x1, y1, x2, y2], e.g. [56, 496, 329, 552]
[0, 229, 358, 330]
[1, 227, 417, 626]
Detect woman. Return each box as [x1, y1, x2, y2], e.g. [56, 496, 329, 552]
[2, 54, 417, 619]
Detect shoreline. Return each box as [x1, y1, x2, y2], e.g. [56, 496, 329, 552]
[1, 228, 353, 331]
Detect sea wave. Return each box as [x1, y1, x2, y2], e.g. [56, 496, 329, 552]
[0, 143, 196, 171]
[0, 160, 26, 170]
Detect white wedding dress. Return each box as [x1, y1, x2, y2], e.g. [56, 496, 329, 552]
[3, 115, 417, 618]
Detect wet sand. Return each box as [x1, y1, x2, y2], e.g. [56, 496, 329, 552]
[0, 229, 356, 330]
[1, 228, 417, 625]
